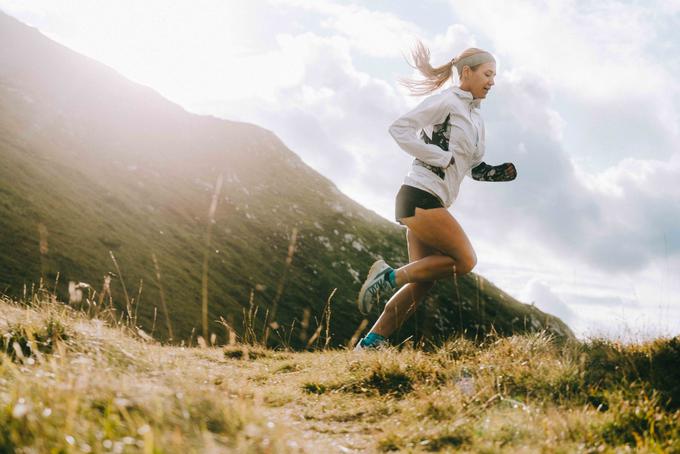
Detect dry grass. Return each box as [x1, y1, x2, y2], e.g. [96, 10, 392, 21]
[0, 296, 295, 453]
[0, 295, 678, 453]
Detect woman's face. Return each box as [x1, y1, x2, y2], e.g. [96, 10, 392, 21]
[461, 61, 496, 99]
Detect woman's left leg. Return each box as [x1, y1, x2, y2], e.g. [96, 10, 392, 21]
[368, 228, 439, 338]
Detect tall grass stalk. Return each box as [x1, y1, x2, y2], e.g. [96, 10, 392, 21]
[52, 271, 60, 299]
[150, 306, 158, 338]
[242, 290, 259, 345]
[307, 288, 336, 349]
[324, 288, 335, 349]
[452, 264, 463, 333]
[217, 315, 237, 345]
[37, 222, 48, 280]
[133, 278, 143, 327]
[151, 252, 174, 341]
[298, 307, 310, 343]
[264, 227, 298, 345]
[97, 273, 111, 310]
[347, 318, 369, 350]
[475, 274, 482, 322]
[202, 173, 224, 341]
[261, 308, 270, 343]
[284, 318, 297, 349]
[109, 250, 132, 323]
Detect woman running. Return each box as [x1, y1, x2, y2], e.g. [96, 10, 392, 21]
[355, 42, 517, 351]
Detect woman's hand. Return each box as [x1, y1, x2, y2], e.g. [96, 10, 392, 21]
[499, 162, 517, 181]
[471, 162, 517, 181]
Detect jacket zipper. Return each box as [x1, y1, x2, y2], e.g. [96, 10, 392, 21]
[470, 104, 479, 149]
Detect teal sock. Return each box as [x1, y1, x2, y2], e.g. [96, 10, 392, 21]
[361, 332, 386, 348]
[386, 269, 396, 288]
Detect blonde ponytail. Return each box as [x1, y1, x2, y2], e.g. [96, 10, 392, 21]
[399, 41, 493, 96]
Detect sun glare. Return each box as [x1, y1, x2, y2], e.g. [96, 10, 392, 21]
[11, 1, 263, 105]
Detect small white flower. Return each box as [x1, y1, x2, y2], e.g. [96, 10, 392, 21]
[12, 403, 28, 418]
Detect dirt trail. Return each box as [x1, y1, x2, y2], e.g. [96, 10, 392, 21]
[194, 350, 379, 453]
[263, 402, 373, 453]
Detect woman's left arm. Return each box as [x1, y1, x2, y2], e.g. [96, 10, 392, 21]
[470, 162, 517, 181]
[468, 117, 517, 182]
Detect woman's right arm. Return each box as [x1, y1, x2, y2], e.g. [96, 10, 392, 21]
[388, 94, 453, 168]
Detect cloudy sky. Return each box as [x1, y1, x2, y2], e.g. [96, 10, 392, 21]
[2, 0, 679, 339]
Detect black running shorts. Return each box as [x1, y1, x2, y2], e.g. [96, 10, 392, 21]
[395, 185, 444, 225]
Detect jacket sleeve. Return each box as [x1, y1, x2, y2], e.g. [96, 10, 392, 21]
[388, 94, 453, 168]
[466, 119, 485, 177]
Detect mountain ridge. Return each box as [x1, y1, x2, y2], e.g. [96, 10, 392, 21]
[0, 10, 574, 345]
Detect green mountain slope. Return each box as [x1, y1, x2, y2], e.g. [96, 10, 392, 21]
[0, 10, 573, 345]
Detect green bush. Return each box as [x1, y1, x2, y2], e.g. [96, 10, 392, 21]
[597, 387, 680, 450]
[583, 337, 680, 410]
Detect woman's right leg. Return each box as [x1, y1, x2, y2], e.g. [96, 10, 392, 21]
[369, 228, 437, 337]
[367, 207, 476, 339]
[394, 207, 477, 285]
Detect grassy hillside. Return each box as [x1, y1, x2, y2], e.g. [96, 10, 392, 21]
[1, 296, 678, 453]
[0, 10, 572, 346]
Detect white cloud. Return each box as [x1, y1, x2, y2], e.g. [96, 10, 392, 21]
[191, 20, 482, 220]
[448, 0, 671, 97]
[439, 1, 680, 292]
[447, 0, 680, 164]
[188, 31, 406, 195]
[443, 28, 680, 334]
[520, 279, 578, 328]
[429, 24, 477, 61]
[458, 67, 680, 273]
[272, 0, 424, 57]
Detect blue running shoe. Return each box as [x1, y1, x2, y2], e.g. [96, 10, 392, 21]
[357, 259, 394, 314]
[353, 332, 388, 351]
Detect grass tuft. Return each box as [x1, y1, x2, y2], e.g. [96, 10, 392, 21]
[582, 337, 680, 410]
[597, 387, 680, 449]
[222, 344, 270, 360]
[0, 317, 71, 361]
[302, 382, 328, 395]
[361, 366, 414, 396]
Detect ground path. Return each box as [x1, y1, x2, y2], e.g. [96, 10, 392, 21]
[190, 347, 380, 453]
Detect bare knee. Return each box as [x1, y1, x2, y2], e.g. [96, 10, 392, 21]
[454, 252, 477, 274]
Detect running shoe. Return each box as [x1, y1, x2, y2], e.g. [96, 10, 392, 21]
[353, 339, 385, 352]
[353, 333, 388, 351]
[357, 259, 394, 314]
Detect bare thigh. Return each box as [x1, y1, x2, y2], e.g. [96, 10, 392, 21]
[401, 207, 476, 269]
[407, 227, 439, 263]
[406, 228, 438, 290]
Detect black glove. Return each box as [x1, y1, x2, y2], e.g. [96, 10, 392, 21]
[471, 162, 517, 182]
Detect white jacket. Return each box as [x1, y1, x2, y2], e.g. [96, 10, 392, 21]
[388, 86, 485, 207]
